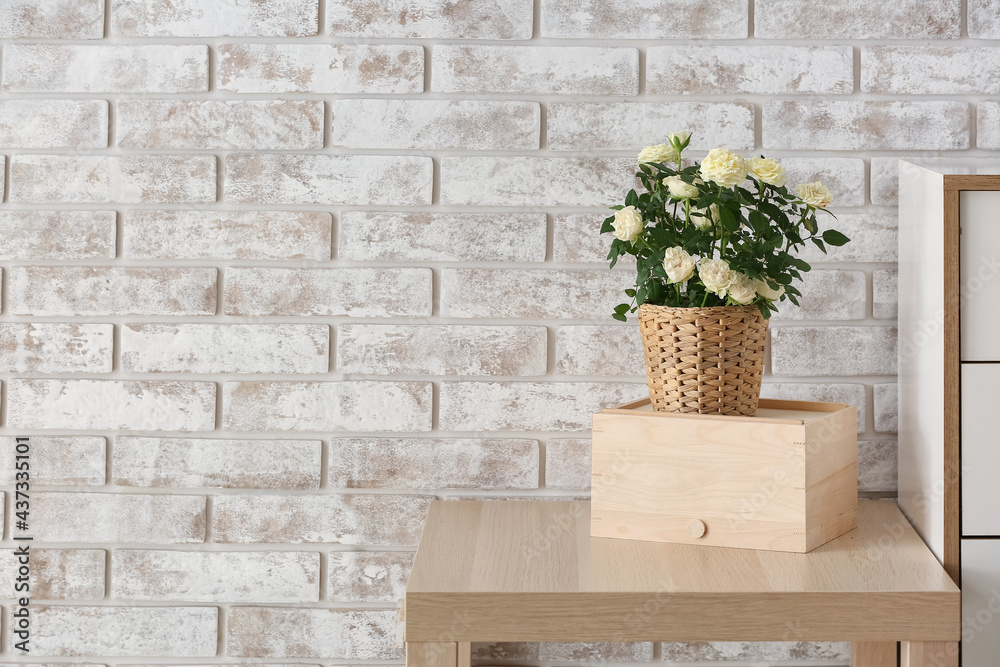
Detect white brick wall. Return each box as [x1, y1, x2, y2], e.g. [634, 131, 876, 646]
[0, 0, 985, 663]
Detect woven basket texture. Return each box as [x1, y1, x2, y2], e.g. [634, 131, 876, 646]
[637, 303, 768, 416]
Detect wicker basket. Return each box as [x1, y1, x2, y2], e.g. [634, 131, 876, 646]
[637, 303, 768, 417]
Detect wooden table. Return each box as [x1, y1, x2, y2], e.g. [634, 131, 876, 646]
[404, 500, 960, 667]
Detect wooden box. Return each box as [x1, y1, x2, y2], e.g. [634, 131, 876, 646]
[591, 397, 858, 553]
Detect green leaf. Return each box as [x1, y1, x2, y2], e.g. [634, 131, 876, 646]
[612, 312, 627, 322]
[791, 258, 812, 272]
[600, 215, 615, 234]
[810, 237, 827, 254]
[625, 189, 639, 207]
[625, 289, 636, 297]
[822, 229, 851, 246]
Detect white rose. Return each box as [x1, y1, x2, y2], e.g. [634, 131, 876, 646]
[663, 175, 699, 200]
[795, 181, 833, 208]
[638, 143, 679, 165]
[727, 272, 757, 305]
[754, 278, 785, 301]
[699, 148, 748, 187]
[747, 157, 786, 187]
[689, 203, 719, 229]
[612, 205, 644, 242]
[698, 258, 734, 296]
[662, 246, 695, 284]
[668, 131, 691, 152]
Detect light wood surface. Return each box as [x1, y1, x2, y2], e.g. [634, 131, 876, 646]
[901, 641, 958, 667]
[405, 499, 959, 643]
[591, 398, 856, 552]
[406, 643, 457, 667]
[850, 641, 896, 667]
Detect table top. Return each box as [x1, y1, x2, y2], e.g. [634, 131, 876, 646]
[404, 499, 959, 643]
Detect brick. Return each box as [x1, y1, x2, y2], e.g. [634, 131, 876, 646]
[442, 157, 634, 206]
[10, 155, 216, 204]
[547, 102, 754, 151]
[329, 438, 539, 489]
[970, 0, 1000, 38]
[113, 0, 317, 35]
[661, 641, 847, 662]
[760, 382, 866, 433]
[433, 46, 638, 95]
[555, 326, 644, 376]
[0, 549, 104, 600]
[223, 381, 432, 432]
[874, 383, 898, 434]
[9, 266, 216, 316]
[798, 214, 897, 264]
[0, 324, 112, 373]
[780, 158, 866, 208]
[756, 0, 958, 38]
[473, 642, 652, 661]
[225, 267, 430, 317]
[0, 211, 115, 260]
[0, 0, 103, 37]
[124, 210, 331, 260]
[553, 214, 628, 264]
[440, 382, 644, 432]
[218, 43, 423, 93]
[30, 492, 205, 544]
[541, 0, 745, 37]
[328, 551, 413, 602]
[8, 380, 216, 431]
[978, 103, 1000, 150]
[333, 99, 539, 150]
[228, 608, 399, 659]
[870, 157, 899, 206]
[442, 269, 631, 319]
[226, 153, 431, 205]
[3, 45, 208, 93]
[545, 439, 592, 490]
[122, 324, 329, 374]
[119, 100, 323, 150]
[214, 494, 432, 545]
[113, 437, 321, 489]
[112, 550, 319, 602]
[772, 270, 866, 321]
[863, 47, 1000, 94]
[873, 269, 898, 319]
[770, 327, 897, 376]
[763, 101, 969, 151]
[0, 437, 105, 486]
[337, 325, 547, 375]
[23, 606, 217, 656]
[339, 212, 546, 262]
[329, 0, 530, 38]
[648, 46, 851, 95]
[858, 440, 897, 492]
[0, 100, 107, 149]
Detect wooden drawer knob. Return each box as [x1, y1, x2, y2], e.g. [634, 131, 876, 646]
[688, 519, 707, 538]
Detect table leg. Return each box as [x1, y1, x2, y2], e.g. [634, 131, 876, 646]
[901, 641, 959, 667]
[406, 642, 458, 667]
[851, 641, 896, 666]
[457, 642, 471, 667]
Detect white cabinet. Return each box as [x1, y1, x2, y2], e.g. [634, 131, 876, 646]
[961, 540, 1000, 667]
[960, 191, 1000, 361]
[898, 161, 1000, 666]
[961, 364, 1000, 536]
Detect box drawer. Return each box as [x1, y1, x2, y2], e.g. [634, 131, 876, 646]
[961, 191, 1000, 361]
[962, 539, 1000, 667]
[962, 364, 1000, 536]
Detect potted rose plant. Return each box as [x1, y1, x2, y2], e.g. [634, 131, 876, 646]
[603, 132, 849, 416]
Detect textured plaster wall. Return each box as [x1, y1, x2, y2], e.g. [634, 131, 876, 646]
[0, 0, 995, 664]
